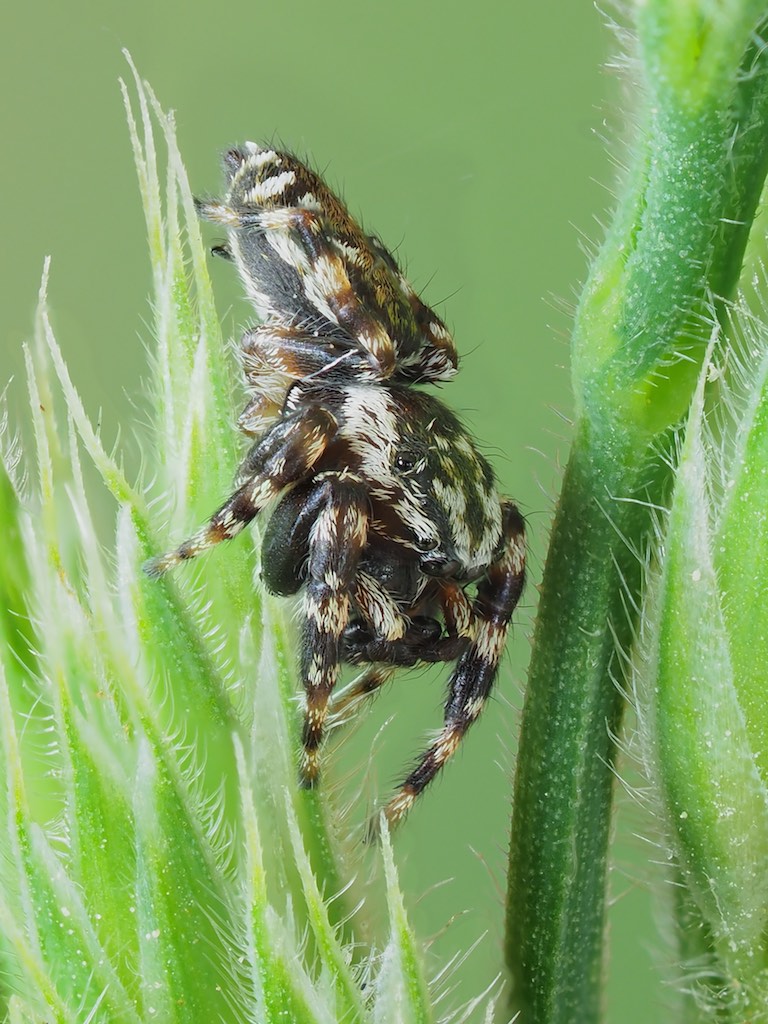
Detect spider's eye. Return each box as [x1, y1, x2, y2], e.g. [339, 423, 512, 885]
[394, 453, 417, 473]
[393, 442, 425, 475]
[417, 537, 439, 553]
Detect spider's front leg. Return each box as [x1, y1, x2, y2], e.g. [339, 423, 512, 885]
[382, 501, 526, 829]
[144, 406, 335, 577]
[299, 473, 370, 785]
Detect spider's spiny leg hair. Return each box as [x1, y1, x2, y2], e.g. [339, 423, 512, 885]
[330, 666, 395, 718]
[299, 475, 369, 787]
[381, 500, 526, 829]
[144, 407, 337, 578]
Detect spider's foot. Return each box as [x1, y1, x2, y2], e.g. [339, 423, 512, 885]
[298, 749, 322, 789]
[363, 788, 417, 843]
[143, 551, 182, 578]
[372, 725, 465, 837]
[194, 197, 240, 226]
[380, 786, 418, 835]
[143, 534, 209, 578]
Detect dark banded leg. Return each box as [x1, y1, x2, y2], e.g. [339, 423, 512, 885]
[382, 501, 526, 828]
[300, 475, 369, 786]
[144, 407, 336, 577]
[329, 666, 395, 718]
[238, 324, 368, 437]
[241, 324, 367, 385]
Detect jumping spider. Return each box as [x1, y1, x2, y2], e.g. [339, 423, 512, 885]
[147, 143, 525, 828]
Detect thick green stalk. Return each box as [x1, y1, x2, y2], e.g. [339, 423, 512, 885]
[505, 5, 768, 1020]
[506, 425, 660, 1022]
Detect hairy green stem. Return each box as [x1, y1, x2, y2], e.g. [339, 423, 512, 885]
[505, 6, 768, 1021]
[506, 426, 663, 1022]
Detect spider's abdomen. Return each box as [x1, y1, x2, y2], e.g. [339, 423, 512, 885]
[197, 143, 458, 384]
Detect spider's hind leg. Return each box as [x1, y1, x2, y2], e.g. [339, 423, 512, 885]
[381, 501, 526, 829]
[241, 324, 366, 385]
[237, 324, 368, 438]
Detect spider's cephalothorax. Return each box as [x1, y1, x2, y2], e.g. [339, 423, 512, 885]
[148, 145, 525, 828]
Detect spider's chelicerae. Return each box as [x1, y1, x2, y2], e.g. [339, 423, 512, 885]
[147, 142, 526, 828]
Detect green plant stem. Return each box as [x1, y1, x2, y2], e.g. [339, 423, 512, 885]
[505, 424, 660, 1023]
[505, 8, 768, 1021]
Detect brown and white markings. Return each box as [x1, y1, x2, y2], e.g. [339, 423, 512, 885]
[147, 144, 525, 831]
[197, 144, 458, 398]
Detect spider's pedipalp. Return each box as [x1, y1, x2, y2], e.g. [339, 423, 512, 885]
[351, 571, 409, 643]
[381, 500, 526, 828]
[144, 405, 336, 578]
[332, 579, 478, 726]
[438, 579, 477, 645]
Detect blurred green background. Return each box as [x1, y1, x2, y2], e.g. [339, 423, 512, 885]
[1, 2, 666, 1020]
